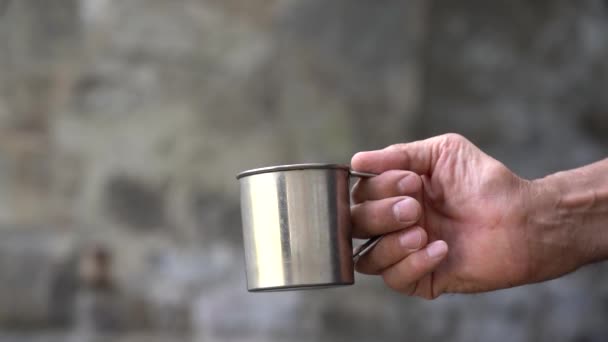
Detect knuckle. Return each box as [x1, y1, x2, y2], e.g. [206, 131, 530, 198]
[385, 143, 411, 159]
[385, 143, 405, 151]
[439, 133, 468, 150]
[442, 133, 466, 143]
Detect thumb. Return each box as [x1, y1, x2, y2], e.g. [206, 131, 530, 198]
[352, 134, 463, 175]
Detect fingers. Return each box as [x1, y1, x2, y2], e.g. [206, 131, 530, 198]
[352, 170, 422, 204]
[355, 226, 428, 275]
[351, 133, 470, 175]
[351, 196, 421, 238]
[381, 240, 448, 297]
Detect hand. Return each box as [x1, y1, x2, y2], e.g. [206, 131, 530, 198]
[351, 134, 588, 298]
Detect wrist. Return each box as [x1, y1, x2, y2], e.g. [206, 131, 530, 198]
[551, 163, 608, 264]
[528, 162, 608, 277]
[521, 176, 580, 282]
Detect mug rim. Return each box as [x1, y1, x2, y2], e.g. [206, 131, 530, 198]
[236, 163, 350, 179]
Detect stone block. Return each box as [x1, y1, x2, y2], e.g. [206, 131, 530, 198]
[0, 229, 77, 327]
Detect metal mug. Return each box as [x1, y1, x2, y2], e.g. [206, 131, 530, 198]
[236, 163, 381, 292]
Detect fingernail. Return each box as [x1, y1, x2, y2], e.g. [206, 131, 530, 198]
[393, 197, 419, 223]
[397, 174, 416, 194]
[399, 228, 422, 250]
[426, 241, 448, 259]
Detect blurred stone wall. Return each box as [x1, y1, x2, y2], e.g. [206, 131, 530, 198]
[0, 0, 607, 341]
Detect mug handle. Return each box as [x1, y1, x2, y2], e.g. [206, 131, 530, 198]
[349, 170, 384, 261]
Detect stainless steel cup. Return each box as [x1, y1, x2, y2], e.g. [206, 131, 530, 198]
[236, 163, 379, 292]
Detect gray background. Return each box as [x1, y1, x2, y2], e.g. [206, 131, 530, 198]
[0, 0, 607, 341]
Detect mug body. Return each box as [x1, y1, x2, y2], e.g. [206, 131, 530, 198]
[238, 164, 353, 291]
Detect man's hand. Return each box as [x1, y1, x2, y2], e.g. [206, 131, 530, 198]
[351, 133, 607, 299]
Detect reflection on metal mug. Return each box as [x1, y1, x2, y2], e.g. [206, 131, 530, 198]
[236, 163, 382, 292]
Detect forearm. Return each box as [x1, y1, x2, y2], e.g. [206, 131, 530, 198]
[531, 159, 608, 271]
